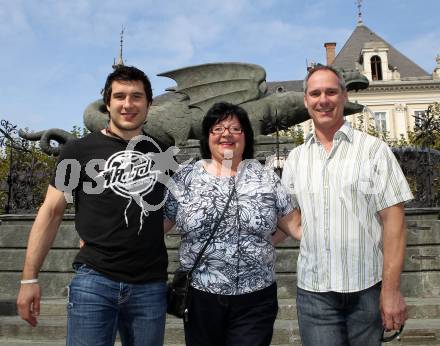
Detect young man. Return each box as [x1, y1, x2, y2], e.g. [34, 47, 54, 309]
[17, 66, 168, 346]
[282, 65, 413, 345]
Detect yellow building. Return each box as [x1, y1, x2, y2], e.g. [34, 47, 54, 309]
[269, 20, 440, 140]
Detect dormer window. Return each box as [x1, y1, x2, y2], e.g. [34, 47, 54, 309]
[371, 55, 383, 80]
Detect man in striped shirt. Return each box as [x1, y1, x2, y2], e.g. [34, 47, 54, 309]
[282, 65, 413, 345]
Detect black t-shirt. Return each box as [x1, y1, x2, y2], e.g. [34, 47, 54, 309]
[51, 131, 168, 283]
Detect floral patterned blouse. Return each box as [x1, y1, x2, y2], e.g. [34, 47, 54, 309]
[165, 159, 293, 295]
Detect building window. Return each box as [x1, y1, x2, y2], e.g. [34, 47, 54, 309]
[414, 110, 426, 127]
[371, 55, 383, 80]
[374, 112, 387, 132]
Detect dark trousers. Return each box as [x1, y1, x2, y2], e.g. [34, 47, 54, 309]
[184, 283, 278, 346]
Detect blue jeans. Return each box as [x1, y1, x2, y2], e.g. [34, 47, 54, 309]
[296, 283, 382, 346]
[67, 264, 167, 346]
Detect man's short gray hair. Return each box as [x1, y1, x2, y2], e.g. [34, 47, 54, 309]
[303, 65, 346, 93]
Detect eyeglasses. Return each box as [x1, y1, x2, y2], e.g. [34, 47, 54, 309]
[210, 125, 243, 135]
[381, 325, 404, 343]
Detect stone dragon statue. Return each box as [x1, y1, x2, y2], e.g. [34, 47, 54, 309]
[19, 63, 369, 155]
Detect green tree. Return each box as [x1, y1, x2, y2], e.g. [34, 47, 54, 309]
[279, 125, 304, 147]
[412, 102, 440, 150]
[70, 125, 90, 138]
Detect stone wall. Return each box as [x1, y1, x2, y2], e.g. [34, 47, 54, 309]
[0, 209, 438, 300]
[1, 209, 439, 344]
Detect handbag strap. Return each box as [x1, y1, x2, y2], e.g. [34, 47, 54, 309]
[188, 178, 236, 277]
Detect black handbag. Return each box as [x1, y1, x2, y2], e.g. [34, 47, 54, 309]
[166, 269, 192, 320]
[167, 182, 235, 321]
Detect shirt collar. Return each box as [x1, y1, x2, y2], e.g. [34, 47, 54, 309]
[305, 121, 354, 147]
[336, 121, 354, 143]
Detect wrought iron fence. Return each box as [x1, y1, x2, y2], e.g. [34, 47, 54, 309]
[392, 146, 440, 208]
[0, 120, 56, 214]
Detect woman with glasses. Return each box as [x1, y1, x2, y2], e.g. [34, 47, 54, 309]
[164, 102, 301, 346]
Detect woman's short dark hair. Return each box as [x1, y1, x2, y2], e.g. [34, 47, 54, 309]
[200, 102, 254, 159]
[103, 65, 153, 106]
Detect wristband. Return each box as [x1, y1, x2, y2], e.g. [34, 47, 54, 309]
[20, 279, 39, 284]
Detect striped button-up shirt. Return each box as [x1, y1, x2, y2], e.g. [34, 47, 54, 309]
[282, 122, 413, 292]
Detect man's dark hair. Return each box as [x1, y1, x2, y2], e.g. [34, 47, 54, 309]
[103, 65, 153, 106]
[200, 102, 254, 159]
[303, 65, 346, 92]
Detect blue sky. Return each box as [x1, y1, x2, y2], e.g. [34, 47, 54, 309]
[1, 0, 439, 134]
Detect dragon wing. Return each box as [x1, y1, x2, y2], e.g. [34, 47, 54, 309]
[158, 62, 267, 113]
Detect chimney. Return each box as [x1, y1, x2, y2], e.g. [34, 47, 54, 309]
[324, 42, 336, 65]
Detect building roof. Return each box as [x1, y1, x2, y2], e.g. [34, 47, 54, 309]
[332, 23, 429, 78]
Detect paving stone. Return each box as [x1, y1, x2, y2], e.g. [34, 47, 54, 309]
[0, 223, 77, 249]
[0, 340, 67, 346]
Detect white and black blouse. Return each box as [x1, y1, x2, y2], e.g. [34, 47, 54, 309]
[165, 159, 293, 295]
